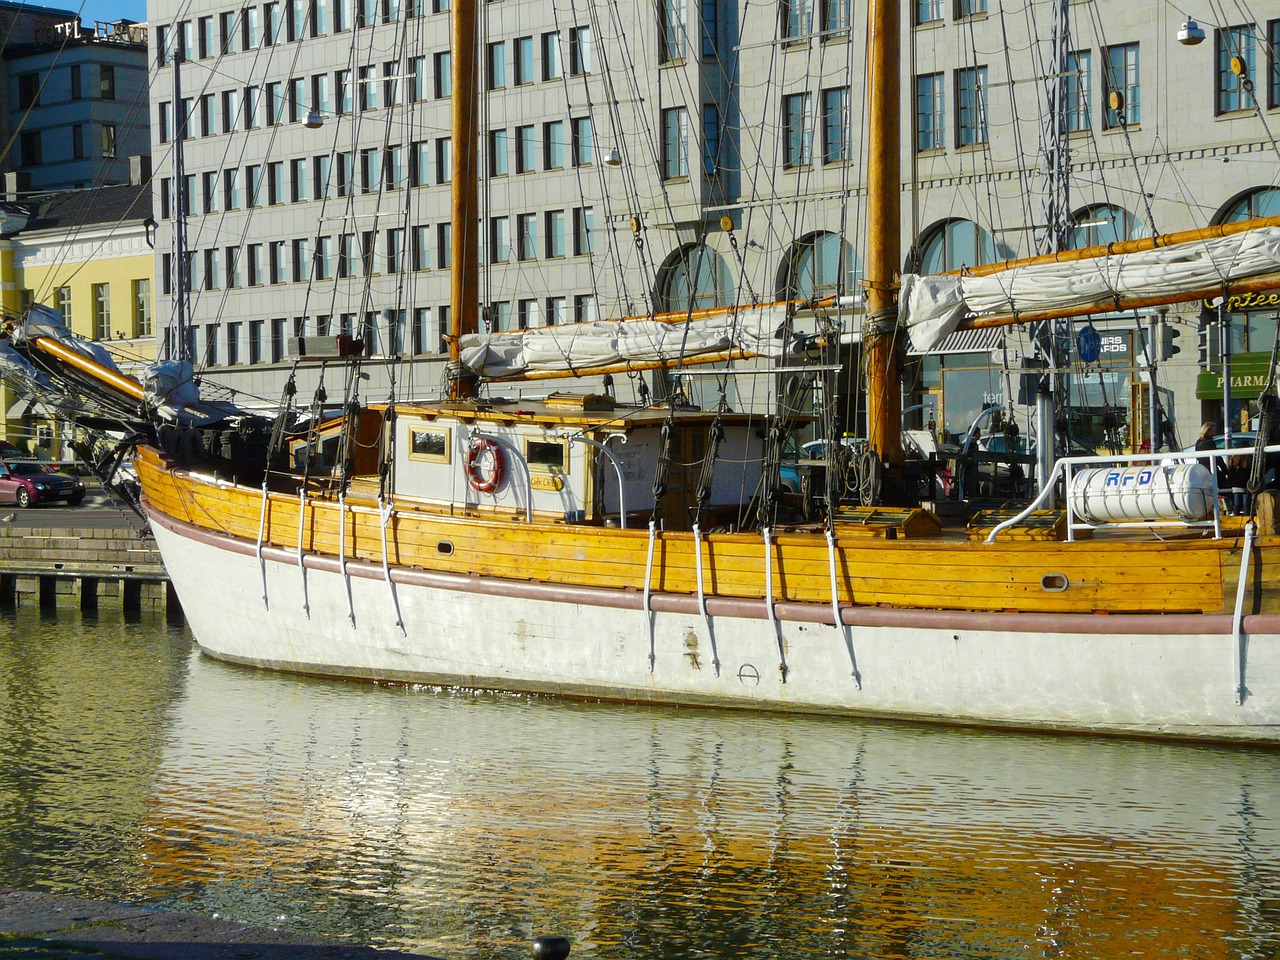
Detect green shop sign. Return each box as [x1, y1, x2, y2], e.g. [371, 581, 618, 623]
[1196, 352, 1277, 400]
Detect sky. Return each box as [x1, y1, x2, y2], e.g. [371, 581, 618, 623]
[59, 0, 147, 25]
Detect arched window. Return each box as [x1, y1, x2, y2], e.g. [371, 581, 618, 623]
[1218, 186, 1280, 223]
[778, 231, 858, 300]
[916, 219, 996, 273]
[1066, 203, 1146, 249]
[658, 242, 733, 312]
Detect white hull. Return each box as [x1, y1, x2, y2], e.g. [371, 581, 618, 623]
[147, 507, 1280, 743]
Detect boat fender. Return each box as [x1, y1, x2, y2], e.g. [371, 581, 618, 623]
[465, 436, 506, 493]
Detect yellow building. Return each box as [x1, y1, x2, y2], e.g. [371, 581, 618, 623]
[1, 171, 154, 459]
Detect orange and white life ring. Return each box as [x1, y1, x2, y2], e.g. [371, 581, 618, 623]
[464, 436, 506, 493]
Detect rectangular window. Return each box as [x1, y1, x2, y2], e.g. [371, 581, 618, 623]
[571, 117, 593, 166]
[956, 0, 985, 15]
[661, 106, 688, 179]
[1216, 26, 1256, 114]
[204, 324, 219, 366]
[541, 32, 561, 80]
[226, 246, 241, 288]
[220, 11, 239, 52]
[702, 103, 721, 176]
[290, 158, 308, 201]
[247, 244, 263, 286]
[204, 248, 221, 289]
[337, 151, 354, 195]
[221, 89, 240, 133]
[915, 0, 942, 24]
[383, 60, 401, 107]
[315, 235, 333, 279]
[101, 124, 117, 158]
[437, 223, 452, 268]
[336, 69, 353, 113]
[1270, 20, 1280, 109]
[265, 1, 282, 42]
[411, 307, 434, 353]
[70, 64, 82, 100]
[55, 286, 72, 324]
[361, 230, 377, 274]
[436, 137, 451, 182]
[1104, 42, 1139, 128]
[545, 210, 565, 258]
[100, 64, 116, 100]
[574, 294, 596, 324]
[821, 0, 848, 33]
[359, 65, 378, 110]
[1064, 50, 1091, 132]
[489, 129, 508, 176]
[517, 212, 537, 260]
[243, 6, 261, 46]
[334, 0, 351, 30]
[702, 0, 718, 57]
[249, 320, 264, 364]
[289, 0, 305, 39]
[489, 302, 512, 333]
[291, 239, 308, 281]
[434, 52, 451, 97]
[782, 92, 812, 167]
[543, 120, 566, 168]
[271, 318, 287, 363]
[662, 0, 686, 61]
[821, 86, 849, 163]
[20, 130, 41, 166]
[269, 240, 287, 284]
[573, 206, 593, 255]
[92, 283, 111, 340]
[516, 124, 537, 173]
[410, 56, 427, 100]
[245, 86, 262, 128]
[547, 296, 567, 326]
[199, 94, 215, 136]
[267, 161, 285, 204]
[783, 0, 810, 40]
[518, 298, 541, 329]
[411, 225, 430, 269]
[313, 0, 330, 34]
[246, 163, 263, 206]
[410, 141, 430, 185]
[490, 216, 510, 263]
[915, 73, 944, 150]
[955, 65, 987, 145]
[203, 171, 219, 212]
[198, 15, 214, 56]
[224, 168, 242, 209]
[386, 228, 404, 273]
[514, 36, 534, 84]
[385, 144, 404, 188]
[314, 153, 333, 198]
[360, 147, 381, 192]
[288, 77, 306, 122]
[133, 279, 152, 337]
[569, 26, 592, 74]
[487, 41, 506, 89]
[311, 73, 330, 116]
[338, 234, 355, 278]
[72, 124, 86, 159]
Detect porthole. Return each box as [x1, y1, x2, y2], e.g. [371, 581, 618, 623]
[437, 541, 454, 556]
[1041, 573, 1070, 592]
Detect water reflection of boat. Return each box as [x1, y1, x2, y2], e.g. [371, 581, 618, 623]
[138, 651, 1280, 959]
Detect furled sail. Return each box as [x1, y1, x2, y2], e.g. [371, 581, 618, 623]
[902, 226, 1280, 353]
[459, 303, 791, 379]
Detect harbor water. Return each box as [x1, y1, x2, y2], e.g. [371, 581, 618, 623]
[2, 603, 1279, 960]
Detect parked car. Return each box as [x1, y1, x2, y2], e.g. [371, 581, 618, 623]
[0, 440, 31, 459]
[0, 459, 85, 507]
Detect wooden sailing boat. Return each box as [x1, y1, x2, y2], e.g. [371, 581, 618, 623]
[6, 0, 1280, 742]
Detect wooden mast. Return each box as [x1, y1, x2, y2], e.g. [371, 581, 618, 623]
[448, 0, 480, 401]
[863, 0, 903, 468]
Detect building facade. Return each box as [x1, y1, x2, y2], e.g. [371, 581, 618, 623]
[2, 7, 151, 194]
[146, 0, 1280, 453]
[0, 169, 155, 456]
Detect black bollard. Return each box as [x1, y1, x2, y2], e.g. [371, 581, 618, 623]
[531, 936, 571, 960]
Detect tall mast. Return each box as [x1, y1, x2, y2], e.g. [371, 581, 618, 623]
[448, 0, 480, 400]
[863, 0, 902, 468]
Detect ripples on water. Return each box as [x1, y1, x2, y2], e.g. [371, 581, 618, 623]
[2, 604, 1280, 960]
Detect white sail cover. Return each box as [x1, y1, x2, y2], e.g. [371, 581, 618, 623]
[140, 359, 201, 409]
[14, 303, 121, 372]
[459, 303, 791, 378]
[902, 226, 1280, 352]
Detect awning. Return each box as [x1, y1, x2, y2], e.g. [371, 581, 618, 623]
[908, 326, 1004, 356]
[5, 397, 36, 419]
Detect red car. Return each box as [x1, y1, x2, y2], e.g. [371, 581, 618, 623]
[0, 459, 85, 507]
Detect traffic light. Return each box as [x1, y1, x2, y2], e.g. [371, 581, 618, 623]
[1161, 323, 1182, 360]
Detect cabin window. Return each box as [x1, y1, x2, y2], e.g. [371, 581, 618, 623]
[526, 439, 567, 474]
[408, 425, 450, 462]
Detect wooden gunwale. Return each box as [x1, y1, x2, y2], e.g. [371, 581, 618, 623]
[134, 444, 1256, 616]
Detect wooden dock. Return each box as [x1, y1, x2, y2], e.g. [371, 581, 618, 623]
[0, 522, 181, 620]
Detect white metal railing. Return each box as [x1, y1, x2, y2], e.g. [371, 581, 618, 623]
[986, 444, 1280, 543]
